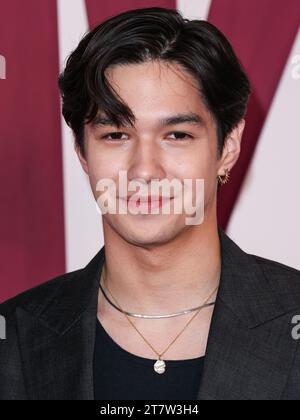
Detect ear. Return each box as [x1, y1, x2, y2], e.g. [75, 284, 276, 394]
[217, 119, 245, 176]
[74, 143, 89, 175]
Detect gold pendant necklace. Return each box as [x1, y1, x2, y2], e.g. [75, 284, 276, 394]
[99, 264, 218, 374]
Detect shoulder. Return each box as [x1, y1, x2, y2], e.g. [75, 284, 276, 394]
[250, 253, 300, 309]
[222, 226, 300, 295]
[0, 249, 103, 399]
[0, 246, 104, 323]
[0, 247, 104, 322]
[252, 253, 300, 282]
[0, 268, 84, 320]
[0, 270, 85, 400]
[219, 227, 300, 320]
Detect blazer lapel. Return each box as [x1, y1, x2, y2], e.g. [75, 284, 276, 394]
[16, 247, 105, 400]
[197, 228, 300, 400]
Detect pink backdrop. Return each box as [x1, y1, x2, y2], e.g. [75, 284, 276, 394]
[0, 0, 299, 302]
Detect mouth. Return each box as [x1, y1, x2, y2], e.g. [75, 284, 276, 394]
[119, 196, 175, 211]
[128, 196, 173, 203]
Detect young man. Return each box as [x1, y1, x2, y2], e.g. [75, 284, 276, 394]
[1, 7, 300, 401]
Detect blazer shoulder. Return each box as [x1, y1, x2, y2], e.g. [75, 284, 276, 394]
[253, 254, 300, 278]
[0, 268, 84, 319]
[251, 253, 300, 297]
[0, 248, 104, 320]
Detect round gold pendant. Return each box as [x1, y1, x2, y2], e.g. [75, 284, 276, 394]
[154, 359, 166, 374]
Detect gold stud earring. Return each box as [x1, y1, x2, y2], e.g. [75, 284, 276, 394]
[217, 168, 230, 186]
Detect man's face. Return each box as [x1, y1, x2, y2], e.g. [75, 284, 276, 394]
[80, 60, 223, 248]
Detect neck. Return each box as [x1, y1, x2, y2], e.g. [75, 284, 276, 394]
[99, 218, 221, 316]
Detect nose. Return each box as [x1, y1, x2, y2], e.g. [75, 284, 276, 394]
[126, 138, 166, 185]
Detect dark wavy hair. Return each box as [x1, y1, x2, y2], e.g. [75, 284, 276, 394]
[58, 7, 251, 158]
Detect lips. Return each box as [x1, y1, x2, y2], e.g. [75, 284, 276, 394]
[118, 195, 174, 212]
[125, 196, 173, 204]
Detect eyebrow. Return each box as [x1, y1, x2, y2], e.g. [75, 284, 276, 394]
[91, 112, 205, 129]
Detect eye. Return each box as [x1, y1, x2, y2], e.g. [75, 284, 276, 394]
[167, 132, 193, 141]
[101, 132, 129, 141]
[100, 131, 193, 142]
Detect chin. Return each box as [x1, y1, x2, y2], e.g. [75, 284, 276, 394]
[111, 215, 184, 248]
[122, 232, 178, 249]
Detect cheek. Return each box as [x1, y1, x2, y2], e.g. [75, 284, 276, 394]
[171, 147, 217, 205]
[172, 150, 212, 180]
[85, 155, 119, 195]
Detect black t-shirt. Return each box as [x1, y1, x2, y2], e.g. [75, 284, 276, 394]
[94, 319, 205, 400]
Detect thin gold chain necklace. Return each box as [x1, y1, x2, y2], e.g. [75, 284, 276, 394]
[99, 264, 218, 375]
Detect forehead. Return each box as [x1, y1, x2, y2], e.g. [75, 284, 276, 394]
[104, 60, 211, 123]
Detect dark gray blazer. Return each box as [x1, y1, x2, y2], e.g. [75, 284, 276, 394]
[1, 227, 300, 400]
